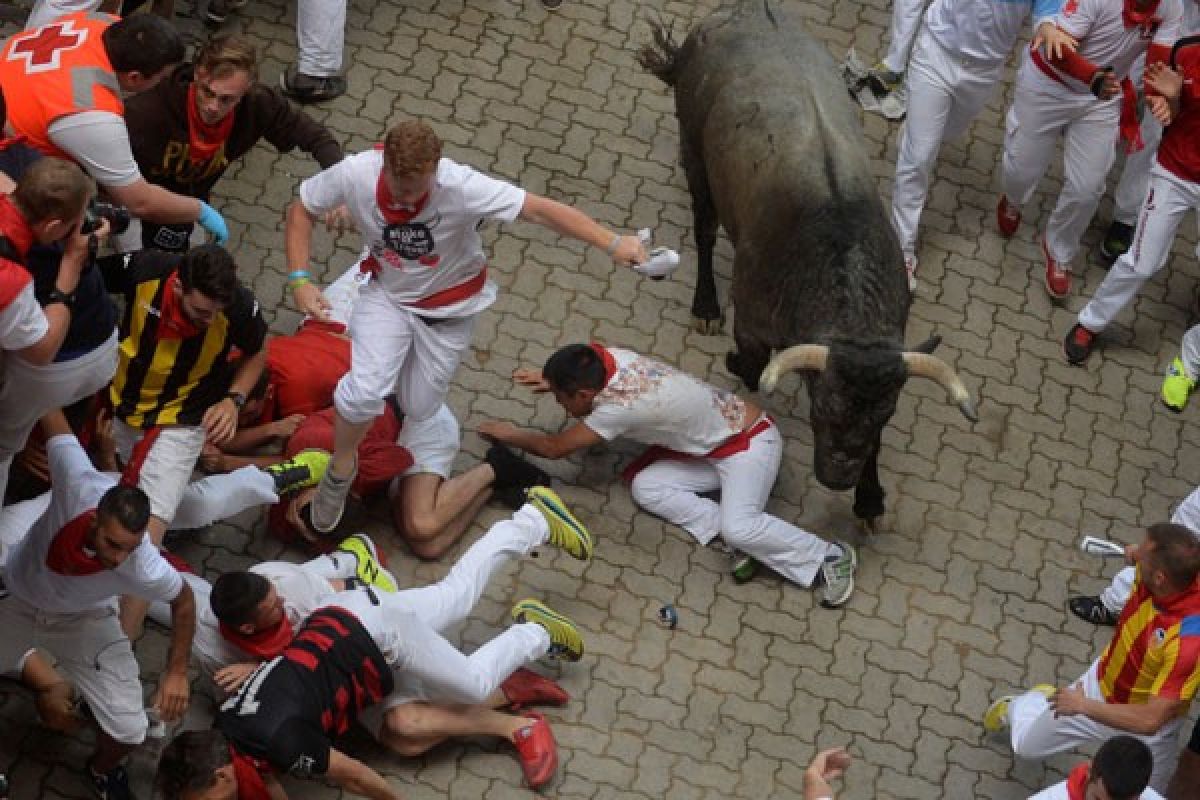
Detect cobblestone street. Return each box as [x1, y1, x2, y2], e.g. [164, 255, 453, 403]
[1, 0, 1198, 797]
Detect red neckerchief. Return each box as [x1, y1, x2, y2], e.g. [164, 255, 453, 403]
[185, 83, 235, 165]
[219, 616, 294, 661]
[44, 510, 106, 576]
[230, 745, 274, 800]
[1119, 78, 1145, 154]
[0, 194, 36, 260]
[589, 342, 617, 384]
[375, 172, 429, 225]
[1065, 763, 1090, 800]
[1123, 0, 1161, 29]
[157, 271, 201, 340]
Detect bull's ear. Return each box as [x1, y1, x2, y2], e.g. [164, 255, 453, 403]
[909, 333, 942, 354]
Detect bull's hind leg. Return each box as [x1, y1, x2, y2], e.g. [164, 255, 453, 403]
[681, 142, 722, 333]
[726, 327, 770, 392]
[853, 439, 886, 532]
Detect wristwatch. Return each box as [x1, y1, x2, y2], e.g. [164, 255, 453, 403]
[225, 391, 246, 409]
[41, 288, 76, 311]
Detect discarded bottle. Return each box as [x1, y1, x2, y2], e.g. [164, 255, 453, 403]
[732, 555, 759, 584]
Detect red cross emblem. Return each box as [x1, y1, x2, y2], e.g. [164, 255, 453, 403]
[7, 21, 88, 74]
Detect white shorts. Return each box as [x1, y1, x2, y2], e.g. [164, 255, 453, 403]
[389, 404, 461, 497]
[0, 594, 147, 744]
[113, 421, 206, 524]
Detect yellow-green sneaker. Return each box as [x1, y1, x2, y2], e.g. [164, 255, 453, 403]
[335, 533, 397, 593]
[265, 449, 330, 494]
[525, 486, 593, 561]
[1162, 357, 1196, 412]
[512, 598, 584, 661]
[983, 684, 1055, 733]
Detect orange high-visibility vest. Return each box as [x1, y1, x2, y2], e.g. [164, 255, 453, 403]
[0, 11, 123, 160]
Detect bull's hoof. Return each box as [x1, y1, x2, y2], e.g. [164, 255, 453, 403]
[691, 314, 724, 335]
[725, 351, 760, 391]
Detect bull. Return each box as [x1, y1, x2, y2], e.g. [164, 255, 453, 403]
[638, 0, 977, 527]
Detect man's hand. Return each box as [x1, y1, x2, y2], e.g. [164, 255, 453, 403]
[271, 414, 306, 439]
[286, 487, 319, 542]
[92, 407, 118, 472]
[806, 747, 852, 781]
[1050, 684, 1087, 717]
[1033, 22, 1078, 60]
[1148, 94, 1174, 125]
[15, 438, 51, 482]
[323, 205, 353, 235]
[293, 282, 333, 323]
[1145, 61, 1185, 101]
[154, 670, 190, 722]
[610, 234, 648, 268]
[1090, 66, 1120, 99]
[214, 662, 260, 695]
[35, 681, 84, 734]
[479, 420, 520, 443]
[513, 368, 551, 392]
[199, 442, 227, 473]
[202, 398, 239, 445]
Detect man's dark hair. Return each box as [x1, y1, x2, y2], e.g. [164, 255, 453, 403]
[543, 344, 606, 394]
[210, 571, 272, 628]
[178, 244, 238, 306]
[97, 485, 150, 534]
[1145, 522, 1200, 591]
[103, 14, 186, 77]
[1091, 735, 1153, 800]
[154, 729, 230, 798]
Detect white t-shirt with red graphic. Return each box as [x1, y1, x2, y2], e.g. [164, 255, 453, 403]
[582, 347, 747, 455]
[298, 152, 526, 319]
[1022, 0, 1183, 91]
[2, 434, 183, 613]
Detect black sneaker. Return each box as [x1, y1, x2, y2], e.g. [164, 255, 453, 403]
[1100, 220, 1134, 263]
[88, 763, 132, 800]
[280, 67, 347, 103]
[1063, 323, 1097, 366]
[205, 0, 247, 25]
[1069, 595, 1118, 626]
[486, 444, 550, 491]
[541, 0, 564, 8]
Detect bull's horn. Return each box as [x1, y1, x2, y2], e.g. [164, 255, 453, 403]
[902, 352, 978, 422]
[759, 345, 829, 392]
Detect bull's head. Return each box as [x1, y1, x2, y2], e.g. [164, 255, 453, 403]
[758, 339, 977, 490]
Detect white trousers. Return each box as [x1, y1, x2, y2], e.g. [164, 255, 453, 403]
[1100, 486, 1200, 614]
[0, 331, 117, 504]
[26, 0, 98, 28]
[1113, 114, 1166, 227]
[359, 505, 552, 733]
[1078, 166, 1200, 333]
[1008, 660, 1183, 793]
[882, 0, 930, 74]
[1001, 74, 1121, 266]
[334, 280, 476, 425]
[296, 0, 346, 76]
[891, 32, 1004, 256]
[1180, 324, 1200, 380]
[628, 420, 832, 587]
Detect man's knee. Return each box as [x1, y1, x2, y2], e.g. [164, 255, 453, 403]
[629, 473, 668, 511]
[95, 707, 149, 746]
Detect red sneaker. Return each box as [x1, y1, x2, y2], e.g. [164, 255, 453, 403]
[1042, 236, 1071, 299]
[501, 667, 569, 708]
[511, 712, 558, 789]
[996, 194, 1021, 237]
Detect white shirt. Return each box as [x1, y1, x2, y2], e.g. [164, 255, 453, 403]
[0, 281, 48, 351]
[1028, 780, 1165, 799]
[582, 347, 747, 455]
[1021, 0, 1184, 92]
[925, 0, 1064, 65]
[3, 434, 182, 613]
[192, 561, 336, 675]
[299, 153, 525, 318]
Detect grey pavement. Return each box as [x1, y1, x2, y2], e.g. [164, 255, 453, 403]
[2, 0, 1198, 797]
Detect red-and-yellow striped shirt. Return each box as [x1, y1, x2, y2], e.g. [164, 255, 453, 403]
[1097, 569, 1200, 705]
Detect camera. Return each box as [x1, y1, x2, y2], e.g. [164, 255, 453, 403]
[80, 200, 132, 236]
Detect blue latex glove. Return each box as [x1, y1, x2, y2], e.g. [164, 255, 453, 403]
[197, 201, 229, 245]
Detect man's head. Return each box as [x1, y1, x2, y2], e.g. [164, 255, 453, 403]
[1086, 735, 1153, 800]
[543, 344, 606, 418]
[191, 35, 257, 126]
[103, 14, 186, 94]
[175, 245, 239, 329]
[1132, 522, 1200, 596]
[11, 158, 94, 244]
[88, 485, 150, 570]
[381, 119, 442, 206]
[210, 571, 283, 635]
[155, 729, 237, 800]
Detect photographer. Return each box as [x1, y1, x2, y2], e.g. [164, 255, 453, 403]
[0, 148, 113, 504]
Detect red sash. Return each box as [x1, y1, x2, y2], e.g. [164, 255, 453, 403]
[620, 417, 773, 484]
[1029, 48, 1145, 154]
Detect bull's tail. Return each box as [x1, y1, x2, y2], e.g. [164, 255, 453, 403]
[637, 19, 681, 86]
